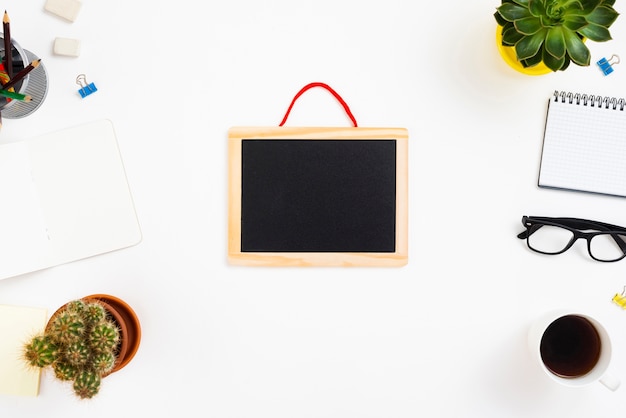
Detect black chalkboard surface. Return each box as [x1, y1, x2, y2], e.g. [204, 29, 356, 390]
[228, 127, 408, 266]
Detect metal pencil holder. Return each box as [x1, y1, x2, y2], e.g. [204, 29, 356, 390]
[0, 35, 48, 119]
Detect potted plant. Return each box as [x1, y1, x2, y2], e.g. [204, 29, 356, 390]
[494, 0, 619, 73]
[22, 294, 141, 399]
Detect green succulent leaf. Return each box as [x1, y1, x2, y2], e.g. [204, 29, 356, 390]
[564, 1, 585, 13]
[562, 15, 589, 31]
[580, 0, 602, 14]
[603, 0, 616, 6]
[521, 49, 544, 67]
[579, 22, 612, 41]
[545, 26, 566, 58]
[543, 48, 566, 71]
[511, 0, 530, 6]
[498, 3, 533, 21]
[528, 0, 546, 17]
[515, 16, 544, 34]
[515, 29, 547, 60]
[586, 5, 619, 26]
[494, 10, 509, 26]
[502, 23, 525, 45]
[564, 30, 591, 65]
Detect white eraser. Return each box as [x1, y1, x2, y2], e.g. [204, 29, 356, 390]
[44, 0, 82, 22]
[53, 37, 81, 57]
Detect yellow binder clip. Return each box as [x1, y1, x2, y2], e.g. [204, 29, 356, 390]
[612, 286, 626, 308]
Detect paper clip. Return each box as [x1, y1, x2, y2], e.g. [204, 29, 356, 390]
[597, 54, 620, 76]
[612, 286, 626, 309]
[76, 74, 97, 98]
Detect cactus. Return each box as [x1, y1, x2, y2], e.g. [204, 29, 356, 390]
[48, 311, 85, 345]
[92, 352, 115, 375]
[23, 299, 121, 399]
[53, 362, 77, 381]
[23, 335, 59, 368]
[84, 303, 106, 324]
[66, 300, 86, 314]
[65, 341, 91, 366]
[73, 370, 101, 399]
[89, 322, 120, 353]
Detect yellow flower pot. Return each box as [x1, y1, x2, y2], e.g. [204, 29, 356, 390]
[496, 26, 552, 76]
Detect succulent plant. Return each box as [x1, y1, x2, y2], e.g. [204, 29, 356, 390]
[23, 299, 120, 399]
[494, 0, 619, 71]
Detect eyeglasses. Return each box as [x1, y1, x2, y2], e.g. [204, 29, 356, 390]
[517, 216, 626, 262]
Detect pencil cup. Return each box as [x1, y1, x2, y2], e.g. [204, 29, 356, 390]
[0, 35, 48, 118]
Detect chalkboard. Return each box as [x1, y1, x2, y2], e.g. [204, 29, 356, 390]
[228, 127, 408, 266]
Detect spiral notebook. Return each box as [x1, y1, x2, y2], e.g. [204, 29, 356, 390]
[538, 90, 626, 197]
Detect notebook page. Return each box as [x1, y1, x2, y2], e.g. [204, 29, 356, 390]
[27, 119, 142, 264]
[539, 98, 626, 196]
[0, 142, 50, 280]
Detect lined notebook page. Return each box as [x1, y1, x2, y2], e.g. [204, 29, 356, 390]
[539, 93, 626, 197]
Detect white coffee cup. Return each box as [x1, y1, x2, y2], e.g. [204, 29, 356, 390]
[528, 310, 620, 391]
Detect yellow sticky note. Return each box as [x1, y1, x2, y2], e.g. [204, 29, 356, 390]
[0, 304, 47, 397]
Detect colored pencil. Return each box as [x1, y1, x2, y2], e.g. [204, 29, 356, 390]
[0, 61, 9, 86]
[1, 59, 40, 91]
[3, 11, 12, 78]
[0, 88, 30, 101]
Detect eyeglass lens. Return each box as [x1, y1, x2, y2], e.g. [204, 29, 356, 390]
[589, 233, 626, 261]
[527, 225, 573, 254]
[527, 224, 626, 261]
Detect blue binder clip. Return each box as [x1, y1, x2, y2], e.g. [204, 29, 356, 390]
[597, 54, 620, 75]
[76, 74, 97, 98]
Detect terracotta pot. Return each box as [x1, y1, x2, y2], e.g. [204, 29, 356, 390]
[47, 294, 141, 375]
[86, 294, 141, 373]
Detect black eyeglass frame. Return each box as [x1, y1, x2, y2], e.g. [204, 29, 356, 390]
[517, 216, 626, 262]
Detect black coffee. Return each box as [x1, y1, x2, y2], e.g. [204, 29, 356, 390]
[540, 315, 601, 378]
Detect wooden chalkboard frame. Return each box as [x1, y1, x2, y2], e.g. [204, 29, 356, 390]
[228, 126, 408, 267]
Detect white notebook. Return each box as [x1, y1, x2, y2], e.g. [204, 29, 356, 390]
[0, 119, 142, 280]
[538, 90, 626, 197]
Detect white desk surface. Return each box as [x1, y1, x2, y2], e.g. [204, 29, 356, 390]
[2, 0, 626, 416]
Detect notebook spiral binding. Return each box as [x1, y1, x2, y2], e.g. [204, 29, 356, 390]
[554, 90, 626, 111]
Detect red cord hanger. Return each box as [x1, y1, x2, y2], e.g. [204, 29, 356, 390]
[279, 82, 358, 127]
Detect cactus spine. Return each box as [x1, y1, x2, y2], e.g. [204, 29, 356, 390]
[23, 299, 121, 399]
